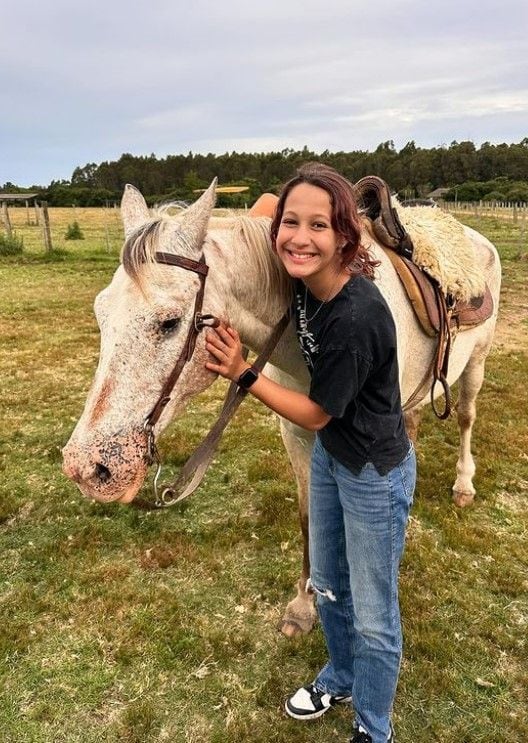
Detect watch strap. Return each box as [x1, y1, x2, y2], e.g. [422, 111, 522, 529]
[237, 365, 259, 390]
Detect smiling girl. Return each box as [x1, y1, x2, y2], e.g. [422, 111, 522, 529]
[205, 163, 415, 743]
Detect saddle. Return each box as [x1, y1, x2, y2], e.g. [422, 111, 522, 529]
[355, 175, 415, 261]
[354, 176, 494, 418]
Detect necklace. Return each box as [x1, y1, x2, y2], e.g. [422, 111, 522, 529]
[303, 273, 344, 323]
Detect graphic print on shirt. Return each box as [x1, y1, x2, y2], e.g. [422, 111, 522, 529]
[295, 289, 319, 370]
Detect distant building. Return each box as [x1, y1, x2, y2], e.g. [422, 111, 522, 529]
[427, 187, 450, 201]
[0, 192, 39, 203]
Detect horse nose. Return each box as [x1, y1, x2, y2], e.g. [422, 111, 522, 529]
[95, 462, 112, 484]
[62, 446, 112, 486]
[62, 453, 87, 483]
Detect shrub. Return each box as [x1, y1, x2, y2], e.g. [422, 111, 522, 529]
[483, 191, 507, 202]
[64, 221, 84, 240]
[505, 186, 528, 202]
[0, 232, 24, 255]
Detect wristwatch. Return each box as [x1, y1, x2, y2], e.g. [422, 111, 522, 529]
[237, 366, 259, 390]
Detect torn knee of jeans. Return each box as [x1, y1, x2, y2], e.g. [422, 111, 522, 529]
[305, 578, 337, 602]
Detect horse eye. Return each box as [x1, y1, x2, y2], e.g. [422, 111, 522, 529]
[160, 318, 180, 334]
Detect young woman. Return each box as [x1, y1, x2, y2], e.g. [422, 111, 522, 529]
[205, 163, 416, 743]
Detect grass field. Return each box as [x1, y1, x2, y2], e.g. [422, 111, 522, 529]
[1, 207, 527, 743]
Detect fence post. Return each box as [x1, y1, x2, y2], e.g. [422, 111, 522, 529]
[1, 201, 13, 237]
[519, 203, 526, 252]
[40, 201, 53, 253]
[103, 208, 111, 252]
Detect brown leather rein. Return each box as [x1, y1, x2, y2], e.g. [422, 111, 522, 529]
[136, 250, 289, 510]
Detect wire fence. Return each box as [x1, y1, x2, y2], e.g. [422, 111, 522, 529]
[441, 201, 528, 222]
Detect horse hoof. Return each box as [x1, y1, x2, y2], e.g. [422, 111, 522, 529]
[452, 489, 475, 508]
[278, 620, 305, 638]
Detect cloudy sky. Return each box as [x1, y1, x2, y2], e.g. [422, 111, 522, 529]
[2, 0, 527, 187]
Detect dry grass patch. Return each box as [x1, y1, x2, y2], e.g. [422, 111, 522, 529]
[0, 210, 527, 742]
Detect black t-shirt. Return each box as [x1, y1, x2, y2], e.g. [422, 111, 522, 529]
[294, 275, 409, 475]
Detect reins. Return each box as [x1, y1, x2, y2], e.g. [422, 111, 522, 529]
[134, 249, 290, 510]
[134, 236, 453, 511]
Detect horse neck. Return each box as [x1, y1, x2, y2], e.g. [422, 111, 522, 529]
[204, 216, 292, 351]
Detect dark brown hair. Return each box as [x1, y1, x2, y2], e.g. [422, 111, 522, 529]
[270, 162, 378, 278]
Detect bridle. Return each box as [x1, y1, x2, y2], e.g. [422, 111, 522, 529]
[143, 251, 220, 434]
[141, 251, 219, 498]
[138, 249, 289, 510]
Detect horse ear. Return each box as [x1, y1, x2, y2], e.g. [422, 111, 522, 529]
[121, 184, 151, 239]
[170, 178, 217, 254]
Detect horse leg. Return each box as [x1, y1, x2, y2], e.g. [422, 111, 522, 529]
[277, 418, 317, 637]
[452, 353, 487, 507]
[404, 407, 422, 445]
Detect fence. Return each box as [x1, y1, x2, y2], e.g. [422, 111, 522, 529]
[441, 201, 528, 222]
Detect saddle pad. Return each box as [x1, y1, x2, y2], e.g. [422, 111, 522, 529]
[383, 248, 494, 337]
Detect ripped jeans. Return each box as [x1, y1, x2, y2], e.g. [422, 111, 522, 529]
[309, 436, 416, 743]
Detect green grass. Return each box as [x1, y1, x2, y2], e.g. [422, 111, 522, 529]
[1, 210, 527, 742]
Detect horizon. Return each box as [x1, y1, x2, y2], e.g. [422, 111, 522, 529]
[4, 137, 528, 191]
[2, 0, 527, 188]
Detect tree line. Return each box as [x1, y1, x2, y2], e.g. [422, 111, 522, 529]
[4, 139, 528, 207]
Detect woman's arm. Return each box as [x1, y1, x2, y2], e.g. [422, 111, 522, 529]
[205, 325, 331, 431]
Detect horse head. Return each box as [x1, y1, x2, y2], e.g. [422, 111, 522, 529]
[62, 181, 223, 504]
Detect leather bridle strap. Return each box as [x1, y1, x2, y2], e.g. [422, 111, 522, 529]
[134, 246, 291, 510]
[143, 251, 219, 432]
[155, 310, 291, 506]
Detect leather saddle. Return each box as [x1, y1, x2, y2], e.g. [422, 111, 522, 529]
[354, 175, 494, 336]
[354, 175, 494, 418]
[355, 175, 415, 260]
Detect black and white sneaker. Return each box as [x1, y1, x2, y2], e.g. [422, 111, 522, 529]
[350, 722, 395, 742]
[285, 683, 352, 720]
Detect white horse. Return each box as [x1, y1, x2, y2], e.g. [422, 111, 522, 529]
[63, 181, 501, 636]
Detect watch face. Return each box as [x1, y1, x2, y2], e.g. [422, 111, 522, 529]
[239, 367, 258, 388]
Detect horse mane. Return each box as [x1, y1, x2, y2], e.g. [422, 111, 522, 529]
[121, 202, 198, 291]
[229, 214, 293, 314]
[121, 205, 293, 309]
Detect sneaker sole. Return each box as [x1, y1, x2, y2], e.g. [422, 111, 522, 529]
[284, 701, 328, 720]
[285, 696, 352, 721]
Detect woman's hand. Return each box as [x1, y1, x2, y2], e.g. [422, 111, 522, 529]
[205, 325, 249, 382]
[205, 323, 331, 431]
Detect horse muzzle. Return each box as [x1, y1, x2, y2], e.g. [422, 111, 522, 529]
[62, 429, 149, 503]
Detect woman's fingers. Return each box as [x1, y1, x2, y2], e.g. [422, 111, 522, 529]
[226, 326, 239, 341]
[205, 360, 222, 372]
[214, 324, 240, 344]
[205, 325, 244, 381]
[205, 339, 227, 360]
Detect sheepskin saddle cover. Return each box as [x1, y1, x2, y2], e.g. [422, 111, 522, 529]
[395, 204, 486, 302]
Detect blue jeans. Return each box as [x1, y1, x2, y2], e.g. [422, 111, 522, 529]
[309, 436, 416, 743]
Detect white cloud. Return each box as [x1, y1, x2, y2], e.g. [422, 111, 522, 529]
[2, 0, 527, 185]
